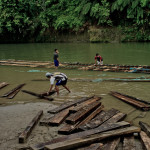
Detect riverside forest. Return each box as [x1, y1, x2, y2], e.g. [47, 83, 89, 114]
[0, 0, 150, 43]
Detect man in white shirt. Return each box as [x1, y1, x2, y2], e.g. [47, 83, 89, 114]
[46, 72, 71, 95]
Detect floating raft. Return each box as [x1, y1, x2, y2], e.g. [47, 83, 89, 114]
[0, 60, 150, 74]
[110, 91, 150, 111]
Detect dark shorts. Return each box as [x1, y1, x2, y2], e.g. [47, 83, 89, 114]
[54, 60, 59, 67]
[56, 79, 67, 86]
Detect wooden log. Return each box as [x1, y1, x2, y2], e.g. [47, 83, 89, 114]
[69, 96, 102, 113]
[22, 90, 53, 101]
[139, 131, 150, 150]
[103, 112, 126, 124]
[123, 135, 135, 150]
[19, 110, 43, 143]
[65, 101, 101, 124]
[139, 121, 150, 138]
[0, 82, 9, 89]
[80, 108, 120, 130]
[102, 137, 120, 150]
[47, 106, 74, 126]
[114, 91, 150, 105]
[7, 88, 21, 99]
[2, 84, 25, 97]
[48, 96, 95, 114]
[31, 121, 130, 150]
[83, 143, 103, 150]
[110, 91, 150, 111]
[58, 105, 104, 134]
[44, 126, 140, 150]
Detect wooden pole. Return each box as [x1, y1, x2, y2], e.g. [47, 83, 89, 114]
[22, 90, 53, 101]
[19, 110, 43, 143]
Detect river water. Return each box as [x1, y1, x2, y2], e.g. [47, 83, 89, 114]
[0, 43, 150, 126]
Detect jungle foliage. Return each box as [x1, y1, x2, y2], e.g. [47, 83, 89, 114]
[0, 0, 149, 42]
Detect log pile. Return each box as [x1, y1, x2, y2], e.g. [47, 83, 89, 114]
[79, 64, 150, 74]
[16, 95, 148, 150]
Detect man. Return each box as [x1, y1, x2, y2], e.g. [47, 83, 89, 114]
[46, 72, 71, 95]
[53, 49, 59, 69]
[95, 53, 103, 65]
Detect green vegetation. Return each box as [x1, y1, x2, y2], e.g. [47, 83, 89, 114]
[0, 0, 149, 42]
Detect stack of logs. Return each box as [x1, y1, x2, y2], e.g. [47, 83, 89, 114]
[17, 96, 150, 150]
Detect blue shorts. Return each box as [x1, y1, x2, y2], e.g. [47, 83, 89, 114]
[56, 79, 67, 86]
[54, 60, 59, 67]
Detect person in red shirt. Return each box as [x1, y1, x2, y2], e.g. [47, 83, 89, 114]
[95, 53, 103, 65]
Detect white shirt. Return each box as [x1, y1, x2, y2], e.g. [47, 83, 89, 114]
[50, 73, 67, 85]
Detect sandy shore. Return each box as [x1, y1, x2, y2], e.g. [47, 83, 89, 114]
[0, 102, 62, 150]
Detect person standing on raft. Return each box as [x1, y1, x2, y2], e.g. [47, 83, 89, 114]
[53, 49, 59, 69]
[95, 53, 103, 65]
[46, 72, 71, 95]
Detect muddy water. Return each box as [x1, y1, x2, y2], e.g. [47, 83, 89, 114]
[0, 43, 150, 149]
[0, 65, 150, 126]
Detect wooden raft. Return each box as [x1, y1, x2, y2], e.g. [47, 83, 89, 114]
[110, 91, 150, 111]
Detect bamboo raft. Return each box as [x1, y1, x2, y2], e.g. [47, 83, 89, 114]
[1, 60, 150, 74]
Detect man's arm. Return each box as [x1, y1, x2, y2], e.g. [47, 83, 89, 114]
[47, 85, 53, 95]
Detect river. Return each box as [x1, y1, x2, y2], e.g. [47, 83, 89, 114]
[0, 42, 150, 126]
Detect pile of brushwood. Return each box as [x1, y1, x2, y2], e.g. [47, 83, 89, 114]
[18, 96, 150, 150]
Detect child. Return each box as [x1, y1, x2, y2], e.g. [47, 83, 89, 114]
[95, 53, 103, 65]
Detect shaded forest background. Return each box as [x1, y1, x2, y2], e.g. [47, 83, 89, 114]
[0, 0, 149, 43]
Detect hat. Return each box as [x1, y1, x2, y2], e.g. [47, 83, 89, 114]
[45, 72, 52, 78]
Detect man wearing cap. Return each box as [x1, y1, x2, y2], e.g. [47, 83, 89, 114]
[46, 72, 71, 95]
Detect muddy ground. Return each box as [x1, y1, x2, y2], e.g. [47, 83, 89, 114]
[0, 102, 60, 150]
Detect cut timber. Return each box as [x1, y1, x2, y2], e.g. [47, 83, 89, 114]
[47, 106, 74, 126]
[83, 143, 103, 150]
[103, 112, 126, 124]
[2, 84, 25, 97]
[123, 135, 135, 150]
[110, 91, 150, 111]
[102, 138, 120, 150]
[19, 110, 43, 143]
[58, 105, 104, 134]
[7, 87, 22, 99]
[113, 91, 150, 105]
[139, 131, 150, 150]
[69, 96, 102, 113]
[139, 121, 150, 137]
[31, 121, 130, 150]
[48, 96, 95, 114]
[80, 108, 120, 130]
[65, 101, 101, 124]
[0, 82, 9, 89]
[22, 90, 53, 101]
[44, 126, 140, 150]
